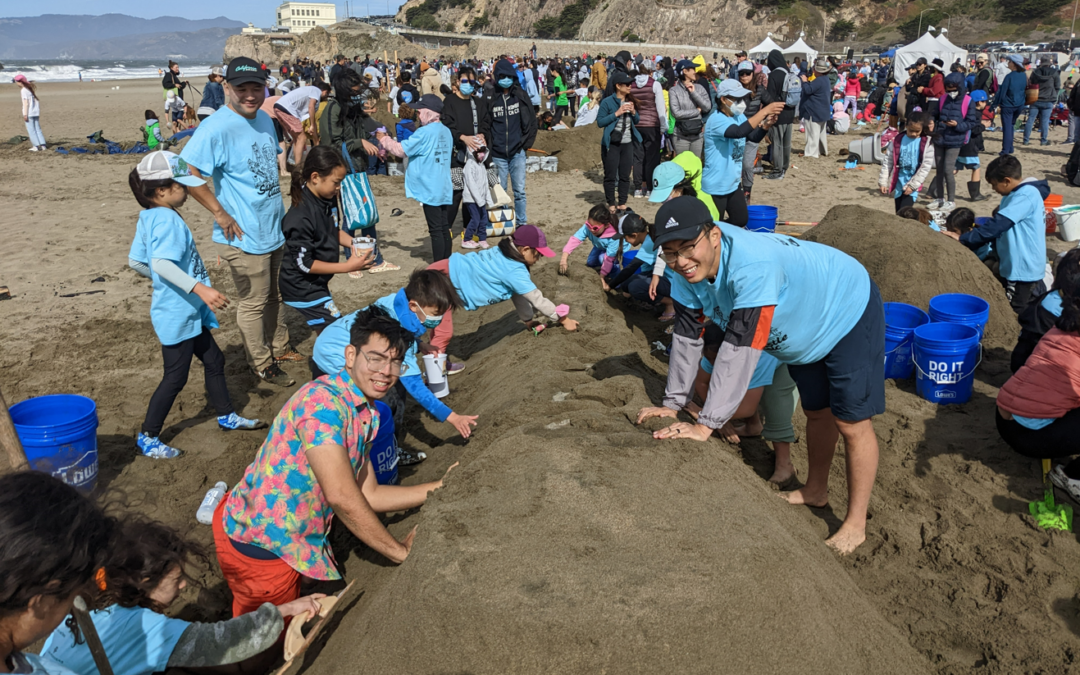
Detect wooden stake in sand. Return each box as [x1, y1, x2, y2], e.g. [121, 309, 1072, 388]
[0, 389, 29, 474]
[273, 581, 356, 675]
[72, 596, 114, 675]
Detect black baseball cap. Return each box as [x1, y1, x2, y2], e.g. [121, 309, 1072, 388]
[225, 57, 267, 86]
[610, 70, 633, 86]
[414, 94, 444, 114]
[653, 196, 714, 247]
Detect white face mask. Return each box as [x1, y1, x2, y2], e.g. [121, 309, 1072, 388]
[948, 91, 959, 99]
[729, 100, 747, 116]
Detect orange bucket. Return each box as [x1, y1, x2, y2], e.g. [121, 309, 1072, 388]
[1046, 194, 1064, 234]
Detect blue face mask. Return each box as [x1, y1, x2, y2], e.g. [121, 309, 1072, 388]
[413, 304, 444, 329]
[459, 82, 475, 96]
[498, 77, 514, 88]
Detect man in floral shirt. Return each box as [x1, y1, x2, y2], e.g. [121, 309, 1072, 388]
[211, 308, 455, 616]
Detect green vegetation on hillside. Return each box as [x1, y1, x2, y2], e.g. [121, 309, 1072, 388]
[533, 0, 598, 38]
[406, 0, 471, 29]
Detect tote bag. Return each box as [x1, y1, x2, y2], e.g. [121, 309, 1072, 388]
[339, 141, 379, 233]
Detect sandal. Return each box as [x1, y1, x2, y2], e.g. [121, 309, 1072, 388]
[348, 270, 364, 279]
[390, 208, 404, 217]
[658, 310, 676, 322]
[368, 261, 400, 273]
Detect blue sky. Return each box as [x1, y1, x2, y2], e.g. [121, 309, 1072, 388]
[11, 1, 407, 26]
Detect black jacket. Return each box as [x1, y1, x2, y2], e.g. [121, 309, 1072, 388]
[319, 99, 381, 172]
[442, 92, 493, 168]
[603, 50, 633, 98]
[905, 71, 930, 116]
[396, 83, 420, 107]
[488, 60, 537, 160]
[761, 50, 795, 125]
[1012, 289, 1062, 372]
[280, 188, 340, 305]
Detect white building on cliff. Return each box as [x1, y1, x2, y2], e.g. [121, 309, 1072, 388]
[275, 2, 337, 33]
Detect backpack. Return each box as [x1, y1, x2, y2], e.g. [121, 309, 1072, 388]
[779, 67, 802, 113]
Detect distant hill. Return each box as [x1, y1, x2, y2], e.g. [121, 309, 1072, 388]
[0, 13, 245, 59]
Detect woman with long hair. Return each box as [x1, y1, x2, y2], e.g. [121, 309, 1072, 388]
[14, 74, 45, 151]
[597, 71, 641, 210]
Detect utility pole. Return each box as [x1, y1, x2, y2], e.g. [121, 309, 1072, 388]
[917, 8, 932, 37]
[1072, 0, 1079, 47]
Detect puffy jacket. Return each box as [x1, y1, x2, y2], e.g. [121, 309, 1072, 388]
[489, 60, 537, 160]
[935, 73, 980, 148]
[669, 79, 712, 125]
[1031, 65, 1061, 103]
[761, 50, 795, 125]
[879, 134, 935, 194]
[596, 94, 641, 149]
[630, 75, 666, 128]
[800, 75, 832, 123]
[998, 327, 1080, 420]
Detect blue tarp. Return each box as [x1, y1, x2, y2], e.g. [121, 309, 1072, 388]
[54, 132, 151, 155]
[880, 49, 896, 58]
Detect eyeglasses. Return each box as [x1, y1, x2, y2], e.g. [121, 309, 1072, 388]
[660, 230, 706, 264]
[358, 349, 403, 374]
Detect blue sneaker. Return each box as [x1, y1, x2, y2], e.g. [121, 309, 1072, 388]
[136, 433, 182, 459]
[218, 413, 265, 431]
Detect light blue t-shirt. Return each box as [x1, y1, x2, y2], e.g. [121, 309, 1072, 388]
[129, 208, 218, 346]
[1042, 290, 1064, 317]
[180, 107, 286, 255]
[42, 605, 190, 675]
[401, 121, 453, 206]
[668, 223, 871, 365]
[701, 112, 746, 197]
[448, 247, 537, 310]
[634, 235, 660, 267]
[700, 350, 780, 389]
[569, 222, 624, 259]
[13, 652, 79, 675]
[996, 181, 1047, 282]
[893, 135, 922, 200]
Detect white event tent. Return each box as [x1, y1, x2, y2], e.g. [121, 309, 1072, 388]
[894, 31, 967, 85]
[748, 36, 783, 60]
[781, 37, 818, 62]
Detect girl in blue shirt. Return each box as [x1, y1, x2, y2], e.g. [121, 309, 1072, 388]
[701, 79, 783, 227]
[43, 519, 325, 675]
[559, 205, 628, 279]
[127, 151, 263, 460]
[602, 213, 676, 321]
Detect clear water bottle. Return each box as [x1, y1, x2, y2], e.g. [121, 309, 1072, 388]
[196, 482, 227, 525]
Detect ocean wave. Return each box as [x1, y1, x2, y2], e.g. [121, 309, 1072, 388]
[4, 62, 215, 83]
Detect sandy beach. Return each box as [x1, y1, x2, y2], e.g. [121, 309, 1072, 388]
[4, 78, 1080, 673]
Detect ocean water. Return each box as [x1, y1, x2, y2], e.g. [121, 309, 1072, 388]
[2, 60, 219, 83]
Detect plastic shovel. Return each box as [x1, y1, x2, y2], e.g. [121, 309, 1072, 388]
[1029, 458, 1073, 532]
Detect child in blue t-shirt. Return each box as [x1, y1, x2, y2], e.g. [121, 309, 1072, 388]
[42, 518, 325, 675]
[559, 205, 626, 278]
[945, 154, 1051, 314]
[601, 213, 676, 321]
[127, 151, 264, 459]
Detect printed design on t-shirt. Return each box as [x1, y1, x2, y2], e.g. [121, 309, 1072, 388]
[732, 139, 745, 164]
[400, 90, 414, 104]
[248, 142, 282, 198]
[190, 249, 209, 283]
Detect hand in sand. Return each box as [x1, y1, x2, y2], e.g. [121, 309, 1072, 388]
[216, 210, 244, 241]
[276, 594, 327, 621]
[558, 256, 569, 275]
[637, 406, 677, 425]
[388, 526, 418, 564]
[440, 462, 459, 485]
[654, 421, 712, 441]
[718, 422, 742, 443]
[559, 318, 579, 331]
[447, 412, 478, 439]
[600, 277, 611, 292]
[194, 285, 229, 311]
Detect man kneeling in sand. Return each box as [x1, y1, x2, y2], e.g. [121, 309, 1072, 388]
[637, 197, 885, 554]
[211, 308, 455, 616]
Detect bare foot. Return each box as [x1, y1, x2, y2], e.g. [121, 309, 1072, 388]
[824, 523, 866, 555]
[718, 422, 741, 443]
[731, 415, 763, 438]
[780, 487, 828, 508]
[683, 402, 702, 420]
[768, 463, 796, 486]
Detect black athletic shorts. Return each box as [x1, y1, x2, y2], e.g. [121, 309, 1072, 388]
[787, 280, 886, 421]
[290, 299, 341, 335]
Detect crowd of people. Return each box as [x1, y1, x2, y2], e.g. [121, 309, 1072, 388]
[6, 39, 1080, 675]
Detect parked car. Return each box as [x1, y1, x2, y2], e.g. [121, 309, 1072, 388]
[1051, 39, 1079, 52]
[863, 44, 884, 54]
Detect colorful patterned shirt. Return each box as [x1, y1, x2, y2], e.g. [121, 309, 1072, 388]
[222, 370, 379, 580]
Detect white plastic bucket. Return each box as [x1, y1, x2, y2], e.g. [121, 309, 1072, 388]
[422, 353, 449, 398]
[1054, 205, 1080, 242]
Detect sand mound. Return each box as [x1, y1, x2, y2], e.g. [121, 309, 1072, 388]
[531, 123, 604, 172]
[804, 205, 1018, 350]
[309, 264, 930, 675]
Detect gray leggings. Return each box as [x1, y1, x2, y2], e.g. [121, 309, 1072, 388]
[931, 146, 961, 202]
[673, 133, 703, 160]
[742, 141, 759, 192]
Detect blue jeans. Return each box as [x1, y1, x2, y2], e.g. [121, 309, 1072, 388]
[1000, 107, 1020, 155]
[1024, 101, 1053, 143]
[24, 116, 45, 147]
[1068, 113, 1079, 144]
[494, 150, 527, 225]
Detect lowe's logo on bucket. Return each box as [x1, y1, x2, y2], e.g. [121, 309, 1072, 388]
[936, 391, 957, 399]
[54, 452, 98, 489]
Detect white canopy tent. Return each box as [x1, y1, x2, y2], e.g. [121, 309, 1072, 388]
[933, 32, 969, 69]
[748, 36, 783, 60]
[894, 31, 964, 85]
[782, 37, 818, 62]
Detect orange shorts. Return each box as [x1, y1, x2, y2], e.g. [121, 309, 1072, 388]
[272, 104, 305, 137]
[212, 499, 302, 617]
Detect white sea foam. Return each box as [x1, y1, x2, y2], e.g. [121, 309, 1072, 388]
[4, 62, 216, 83]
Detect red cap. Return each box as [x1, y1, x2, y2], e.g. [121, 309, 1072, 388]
[512, 224, 554, 257]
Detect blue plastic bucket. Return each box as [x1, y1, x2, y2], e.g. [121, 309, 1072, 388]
[10, 394, 99, 492]
[370, 401, 400, 486]
[928, 293, 990, 340]
[884, 302, 930, 379]
[746, 205, 779, 233]
[913, 323, 982, 404]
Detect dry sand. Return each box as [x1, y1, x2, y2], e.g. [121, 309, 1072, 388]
[4, 80, 1080, 672]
